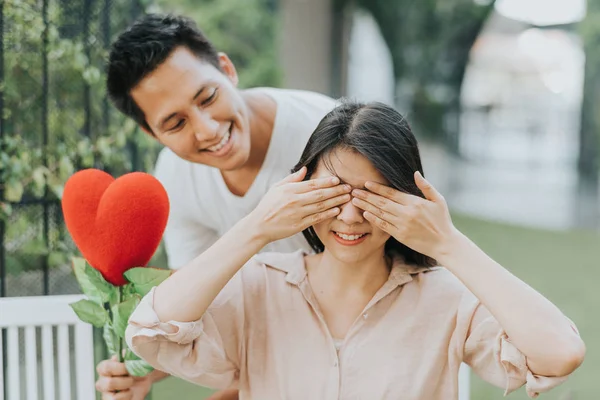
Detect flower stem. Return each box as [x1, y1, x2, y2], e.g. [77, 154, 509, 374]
[116, 286, 124, 363]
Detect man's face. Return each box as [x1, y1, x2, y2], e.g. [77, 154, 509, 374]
[131, 46, 252, 171]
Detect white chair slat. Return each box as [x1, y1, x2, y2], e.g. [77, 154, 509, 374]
[7, 327, 20, 400]
[25, 326, 39, 400]
[57, 325, 71, 400]
[42, 325, 56, 400]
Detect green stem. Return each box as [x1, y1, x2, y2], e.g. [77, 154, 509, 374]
[116, 286, 124, 363]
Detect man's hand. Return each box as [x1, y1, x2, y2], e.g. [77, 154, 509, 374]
[96, 356, 153, 400]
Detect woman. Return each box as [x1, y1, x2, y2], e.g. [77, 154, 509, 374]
[126, 101, 585, 399]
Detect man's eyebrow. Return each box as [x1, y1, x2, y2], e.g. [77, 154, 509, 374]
[158, 86, 206, 130]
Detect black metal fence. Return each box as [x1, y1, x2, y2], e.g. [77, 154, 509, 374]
[0, 0, 158, 299]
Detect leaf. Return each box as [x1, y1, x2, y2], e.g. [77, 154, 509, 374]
[5, 180, 24, 202]
[112, 296, 141, 338]
[69, 299, 108, 328]
[0, 202, 12, 221]
[124, 267, 172, 297]
[31, 166, 48, 198]
[125, 359, 154, 377]
[58, 155, 74, 181]
[46, 172, 65, 199]
[103, 324, 117, 356]
[125, 347, 141, 361]
[121, 283, 137, 300]
[72, 257, 116, 305]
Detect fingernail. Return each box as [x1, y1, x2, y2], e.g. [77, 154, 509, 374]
[344, 184, 352, 191]
[331, 177, 339, 184]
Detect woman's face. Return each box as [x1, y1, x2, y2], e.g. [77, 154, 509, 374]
[310, 147, 391, 265]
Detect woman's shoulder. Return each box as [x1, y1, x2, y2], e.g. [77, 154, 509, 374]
[237, 249, 307, 286]
[405, 264, 472, 302]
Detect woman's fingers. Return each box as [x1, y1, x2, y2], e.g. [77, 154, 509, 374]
[351, 197, 398, 225]
[304, 193, 351, 214]
[292, 175, 341, 193]
[298, 184, 352, 205]
[300, 207, 341, 229]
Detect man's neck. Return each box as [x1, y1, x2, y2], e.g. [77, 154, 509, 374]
[243, 90, 277, 170]
[220, 90, 277, 196]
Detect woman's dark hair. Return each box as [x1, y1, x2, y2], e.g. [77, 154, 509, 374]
[292, 100, 437, 267]
[106, 14, 221, 133]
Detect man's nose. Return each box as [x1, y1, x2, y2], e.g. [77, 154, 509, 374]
[190, 109, 220, 141]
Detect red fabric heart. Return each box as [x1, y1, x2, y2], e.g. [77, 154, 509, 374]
[61, 169, 170, 286]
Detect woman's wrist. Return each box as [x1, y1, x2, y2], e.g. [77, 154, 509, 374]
[433, 228, 470, 268]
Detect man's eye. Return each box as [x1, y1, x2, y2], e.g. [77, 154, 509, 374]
[170, 120, 185, 131]
[202, 88, 218, 105]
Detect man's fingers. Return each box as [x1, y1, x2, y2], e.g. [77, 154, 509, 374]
[96, 375, 135, 392]
[101, 390, 133, 400]
[97, 359, 129, 377]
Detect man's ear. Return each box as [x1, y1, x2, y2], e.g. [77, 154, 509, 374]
[218, 52, 239, 87]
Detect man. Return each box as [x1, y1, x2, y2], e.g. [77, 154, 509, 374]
[95, 13, 338, 400]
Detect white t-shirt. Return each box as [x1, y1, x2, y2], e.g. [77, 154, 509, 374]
[154, 88, 338, 269]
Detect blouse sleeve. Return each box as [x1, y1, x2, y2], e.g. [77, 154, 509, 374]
[458, 292, 578, 398]
[124, 267, 246, 390]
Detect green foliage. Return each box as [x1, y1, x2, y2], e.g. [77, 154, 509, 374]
[154, 0, 281, 88]
[70, 298, 109, 327]
[73, 257, 117, 304]
[69, 258, 170, 376]
[111, 295, 141, 337]
[342, 0, 494, 138]
[124, 267, 172, 297]
[1, 0, 163, 222]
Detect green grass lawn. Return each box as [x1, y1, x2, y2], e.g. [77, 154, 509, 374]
[149, 213, 598, 399]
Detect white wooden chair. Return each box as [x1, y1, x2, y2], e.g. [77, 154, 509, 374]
[459, 363, 470, 400]
[0, 294, 96, 400]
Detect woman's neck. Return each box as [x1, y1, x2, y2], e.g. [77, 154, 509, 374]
[306, 250, 391, 297]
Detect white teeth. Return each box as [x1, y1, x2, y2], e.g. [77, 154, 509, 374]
[207, 130, 231, 152]
[335, 232, 366, 241]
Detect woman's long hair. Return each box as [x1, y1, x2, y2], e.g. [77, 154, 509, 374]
[292, 100, 437, 267]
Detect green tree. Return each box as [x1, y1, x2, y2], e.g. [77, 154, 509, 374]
[335, 0, 494, 142]
[154, 0, 281, 88]
[1, 0, 161, 217]
[578, 0, 600, 181]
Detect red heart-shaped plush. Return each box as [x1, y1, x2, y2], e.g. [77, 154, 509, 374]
[61, 169, 170, 286]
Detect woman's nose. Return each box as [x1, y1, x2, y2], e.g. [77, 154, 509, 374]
[337, 200, 364, 225]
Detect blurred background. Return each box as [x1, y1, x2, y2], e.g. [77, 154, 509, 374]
[0, 0, 598, 399]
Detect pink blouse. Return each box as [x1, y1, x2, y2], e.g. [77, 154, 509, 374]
[126, 250, 574, 399]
